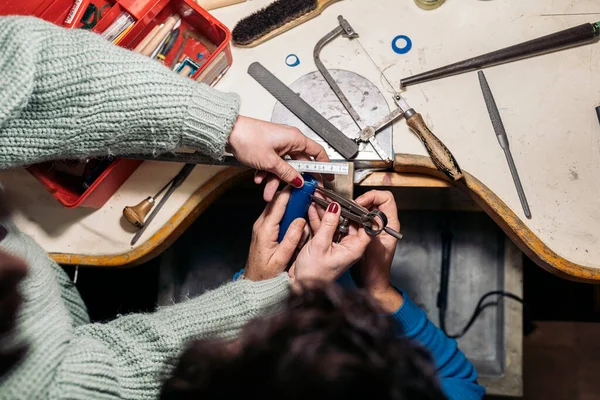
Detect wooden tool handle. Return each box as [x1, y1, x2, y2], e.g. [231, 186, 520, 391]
[134, 25, 161, 53]
[194, 0, 245, 10]
[406, 112, 463, 181]
[140, 15, 179, 56]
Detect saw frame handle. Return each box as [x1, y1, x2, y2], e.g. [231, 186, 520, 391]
[404, 110, 463, 181]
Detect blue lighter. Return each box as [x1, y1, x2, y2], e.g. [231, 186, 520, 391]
[233, 174, 319, 281]
[278, 174, 356, 288]
[278, 174, 319, 243]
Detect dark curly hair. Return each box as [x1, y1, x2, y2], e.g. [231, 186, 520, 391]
[160, 283, 447, 400]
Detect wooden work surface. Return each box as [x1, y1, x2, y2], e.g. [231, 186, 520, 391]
[1, 0, 599, 278]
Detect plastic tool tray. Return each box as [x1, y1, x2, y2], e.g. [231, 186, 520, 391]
[0, 0, 232, 207]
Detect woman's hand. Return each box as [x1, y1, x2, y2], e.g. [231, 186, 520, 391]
[244, 188, 307, 281]
[290, 201, 371, 284]
[354, 190, 403, 312]
[227, 116, 332, 202]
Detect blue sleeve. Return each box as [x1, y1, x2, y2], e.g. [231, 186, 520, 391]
[391, 291, 486, 400]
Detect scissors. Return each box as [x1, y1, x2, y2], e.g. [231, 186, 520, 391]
[310, 187, 403, 241]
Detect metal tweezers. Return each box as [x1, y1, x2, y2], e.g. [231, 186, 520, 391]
[310, 187, 403, 240]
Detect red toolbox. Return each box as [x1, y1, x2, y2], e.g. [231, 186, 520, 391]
[0, 0, 232, 208]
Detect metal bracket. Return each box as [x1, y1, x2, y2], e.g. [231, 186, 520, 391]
[313, 15, 405, 163]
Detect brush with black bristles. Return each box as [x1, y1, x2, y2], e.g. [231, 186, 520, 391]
[232, 0, 342, 48]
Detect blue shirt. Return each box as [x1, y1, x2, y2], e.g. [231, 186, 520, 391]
[234, 269, 486, 399]
[338, 270, 485, 400]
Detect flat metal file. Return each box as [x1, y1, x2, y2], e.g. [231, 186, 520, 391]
[248, 61, 359, 160]
[478, 70, 531, 219]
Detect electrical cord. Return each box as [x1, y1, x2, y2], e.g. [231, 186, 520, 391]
[437, 229, 535, 339]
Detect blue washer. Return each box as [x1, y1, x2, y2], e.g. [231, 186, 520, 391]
[285, 54, 300, 67]
[392, 35, 413, 54]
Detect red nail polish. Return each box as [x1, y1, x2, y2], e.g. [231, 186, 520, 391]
[291, 177, 303, 188]
[327, 202, 339, 213]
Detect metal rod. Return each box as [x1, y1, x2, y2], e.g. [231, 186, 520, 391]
[478, 71, 531, 219]
[313, 16, 364, 130]
[402, 22, 600, 87]
[503, 148, 532, 219]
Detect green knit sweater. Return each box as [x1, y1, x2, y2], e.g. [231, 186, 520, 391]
[0, 16, 241, 168]
[0, 218, 290, 399]
[0, 16, 292, 399]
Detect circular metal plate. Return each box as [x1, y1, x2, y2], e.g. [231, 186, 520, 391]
[271, 69, 393, 161]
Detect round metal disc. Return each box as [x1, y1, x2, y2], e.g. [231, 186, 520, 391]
[271, 69, 393, 161]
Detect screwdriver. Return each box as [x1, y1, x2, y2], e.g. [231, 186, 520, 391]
[127, 163, 196, 246]
[156, 27, 180, 61]
[123, 179, 173, 228]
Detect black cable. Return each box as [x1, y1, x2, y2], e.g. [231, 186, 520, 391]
[437, 229, 535, 339]
[437, 231, 452, 335]
[442, 291, 528, 339]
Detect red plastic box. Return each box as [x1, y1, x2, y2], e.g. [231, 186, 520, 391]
[0, 0, 232, 207]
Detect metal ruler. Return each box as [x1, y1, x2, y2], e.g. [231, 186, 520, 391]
[287, 160, 349, 175]
[121, 153, 351, 175]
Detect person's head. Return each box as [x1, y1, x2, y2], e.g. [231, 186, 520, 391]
[160, 283, 446, 400]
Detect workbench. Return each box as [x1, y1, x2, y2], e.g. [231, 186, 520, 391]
[1, 0, 599, 282]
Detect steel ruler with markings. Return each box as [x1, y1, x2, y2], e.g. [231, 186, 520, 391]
[121, 153, 352, 175]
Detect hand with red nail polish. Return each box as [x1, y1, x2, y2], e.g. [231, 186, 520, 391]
[244, 187, 307, 281]
[289, 201, 372, 285]
[227, 116, 333, 202]
[355, 190, 403, 313]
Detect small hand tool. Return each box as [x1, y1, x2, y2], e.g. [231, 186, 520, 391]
[140, 15, 180, 57]
[170, 35, 190, 69]
[156, 27, 180, 60]
[314, 16, 400, 162]
[123, 177, 174, 228]
[324, 15, 462, 181]
[248, 61, 359, 159]
[311, 186, 403, 240]
[151, 19, 181, 59]
[130, 163, 195, 246]
[401, 21, 600, 87]
[478, 71, 531, 219]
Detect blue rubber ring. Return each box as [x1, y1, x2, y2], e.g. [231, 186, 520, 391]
[285, 54, 300, 67]
[392, 35, 412, 54]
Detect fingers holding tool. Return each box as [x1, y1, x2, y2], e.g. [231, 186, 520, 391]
[245, 187, 307, 281]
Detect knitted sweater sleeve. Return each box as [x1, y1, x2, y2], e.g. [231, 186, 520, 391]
[0, 16, 240, 170]
[0, 218, 290, 399]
